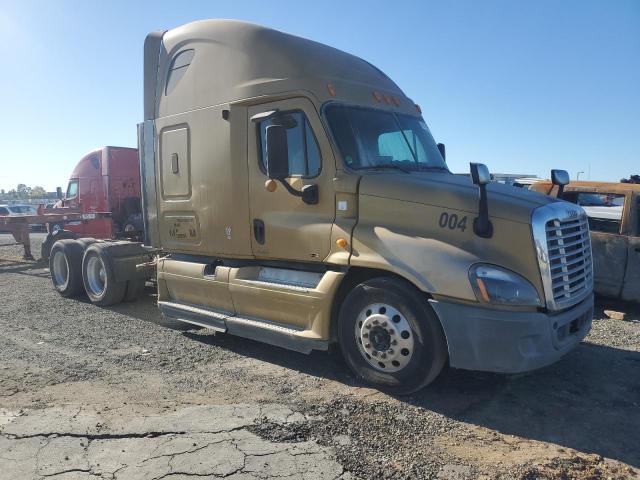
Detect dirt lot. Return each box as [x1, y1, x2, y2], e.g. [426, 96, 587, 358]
[1, 233, 639, 479]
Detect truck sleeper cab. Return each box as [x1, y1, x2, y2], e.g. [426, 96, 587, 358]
[50, 20, 594, 394]
[54, 146, 142, 237]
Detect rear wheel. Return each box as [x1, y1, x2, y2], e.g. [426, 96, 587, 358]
[82, 244, 126, 306]
[338, 277, 447, 394]
[49, 240, 84, 297]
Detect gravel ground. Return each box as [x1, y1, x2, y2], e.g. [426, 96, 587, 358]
[0, 233, 639, 479]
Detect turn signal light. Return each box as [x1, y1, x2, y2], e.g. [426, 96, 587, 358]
[336, 238, 348, 249]
[415, 104, 422, 114]
[475, 278, 491, 303]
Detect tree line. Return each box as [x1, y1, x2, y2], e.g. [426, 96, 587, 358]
[0, 184, 55, 201]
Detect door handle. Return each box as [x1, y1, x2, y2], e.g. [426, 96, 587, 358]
[253, 219, 265, 245]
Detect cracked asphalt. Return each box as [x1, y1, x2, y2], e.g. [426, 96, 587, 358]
[1, 234, 640, 479]
[1, 404, 346, 479]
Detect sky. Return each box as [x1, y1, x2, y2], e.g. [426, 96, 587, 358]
[0, 0, 638, 191]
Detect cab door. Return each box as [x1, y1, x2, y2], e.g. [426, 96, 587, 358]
[621, 193, 640, 301]
[247, 98, 336, 262]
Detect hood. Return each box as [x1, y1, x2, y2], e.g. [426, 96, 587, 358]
[358, 172, 558, 224]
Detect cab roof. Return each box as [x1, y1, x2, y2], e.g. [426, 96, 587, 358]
[145, 19, 411, 120]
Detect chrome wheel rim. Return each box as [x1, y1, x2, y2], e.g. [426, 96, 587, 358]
[86, 255, 107, 296]
[355, 303, 415, 372]
[51, 251, 69, 288]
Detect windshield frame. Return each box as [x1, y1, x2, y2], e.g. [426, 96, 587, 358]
[320, 101, 449, 174]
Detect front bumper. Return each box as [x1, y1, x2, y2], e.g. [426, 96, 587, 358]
[429, 295, 594, 373]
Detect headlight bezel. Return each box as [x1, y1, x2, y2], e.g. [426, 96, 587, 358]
[468, 263, 543, 307]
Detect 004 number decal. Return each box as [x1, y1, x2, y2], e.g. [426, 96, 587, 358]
[438, 212, 467, 232]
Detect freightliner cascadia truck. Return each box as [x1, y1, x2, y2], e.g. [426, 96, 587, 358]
[48, 20, 594, 394]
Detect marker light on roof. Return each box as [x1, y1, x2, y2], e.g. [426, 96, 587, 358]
[372, 91, 383, 102]
[327, 82, 336, 96]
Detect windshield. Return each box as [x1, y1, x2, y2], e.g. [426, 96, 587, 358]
[325, 105, 448, 172]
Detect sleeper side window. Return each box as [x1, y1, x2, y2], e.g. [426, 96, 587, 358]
[165, 49, 195, 95]
[66, 180, 78, 199]
[563, 191, 625, 234]
[258, 111, 321, 178]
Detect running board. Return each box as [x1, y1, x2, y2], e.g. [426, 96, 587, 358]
[157, 301, 327, 354]
[226, 316, 327, 354]
[158, 301, 228, 332]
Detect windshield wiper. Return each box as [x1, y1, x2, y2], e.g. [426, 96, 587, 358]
[354, 164, 411, 173]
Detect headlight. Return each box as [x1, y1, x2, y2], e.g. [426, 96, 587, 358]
[469, 264, 542, 307]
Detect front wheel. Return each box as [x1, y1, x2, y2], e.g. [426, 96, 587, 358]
[338, 277, 447, 395]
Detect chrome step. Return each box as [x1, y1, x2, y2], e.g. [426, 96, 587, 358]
[157, 301, 327, 354]
[158, 301, 228, 332]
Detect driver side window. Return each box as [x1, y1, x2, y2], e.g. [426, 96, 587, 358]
[258, 111, 321, 178]
[66, 180, 78, 199]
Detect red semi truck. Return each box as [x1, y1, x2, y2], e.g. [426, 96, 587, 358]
[39, 146, 142, 259]
[52, 146, 142, 236]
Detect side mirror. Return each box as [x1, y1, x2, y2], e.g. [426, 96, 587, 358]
[265, 125, 289, 180]
[551, 169, 569, 197]
[56, 186, 63, 199]
[437, 143, 446, 161]
[470, 163, 491, 186]
[469, 163, 493, 238]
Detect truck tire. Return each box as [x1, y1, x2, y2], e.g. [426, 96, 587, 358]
[338, 277, 447, 395]
[49, 240, 85, 297]
[41, 230, 77, 260]
[82, 244, 126, 306]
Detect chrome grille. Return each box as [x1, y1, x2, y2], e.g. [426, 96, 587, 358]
[532, 203, 594, 310]
[545, 216, 592, 307]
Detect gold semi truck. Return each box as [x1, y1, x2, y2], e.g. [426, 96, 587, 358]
[49, 20, 594, 393]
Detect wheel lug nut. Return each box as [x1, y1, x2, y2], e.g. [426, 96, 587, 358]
[364, 343, 371, 349]
[371, 351, 378, 357]
[365, 324, 371, 329]
[382, 322, 388, 327]
[391, 340, 398, 345]
[381, 353, 387, 359]
[373, 319, 379, 325]
[363, 333, 368, 338]
[388, 349, 394, 354]
[388, 330, 395, 335]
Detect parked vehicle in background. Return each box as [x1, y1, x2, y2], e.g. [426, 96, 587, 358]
[47, 20, 594, 394]
[39, 147, 142, 259]
[0, 204, 45, 231]
[51, 147, 141, 236]
[532, 181, 640, 302]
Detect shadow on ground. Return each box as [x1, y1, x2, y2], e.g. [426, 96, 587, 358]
[0, 259, 50, 278]
[177, 301, 640, 468]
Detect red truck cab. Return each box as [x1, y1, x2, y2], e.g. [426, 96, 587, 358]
[57, 146, 141, 238]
